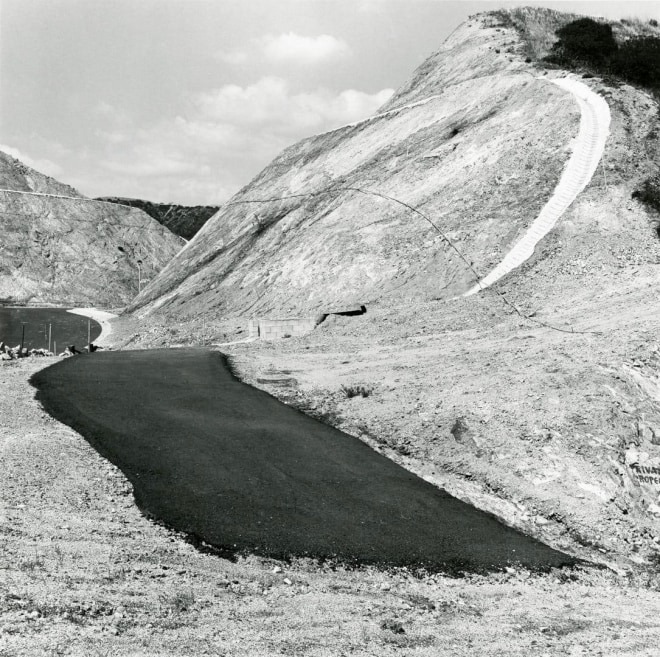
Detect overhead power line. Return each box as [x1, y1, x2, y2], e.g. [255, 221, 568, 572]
[1, 184, 598, 335]
[225, 186, 599, 336]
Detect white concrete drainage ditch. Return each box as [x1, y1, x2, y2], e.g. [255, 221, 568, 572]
[463, 76, 611, 297]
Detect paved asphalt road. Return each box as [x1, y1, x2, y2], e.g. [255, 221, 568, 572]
[31, 348, 577, 573]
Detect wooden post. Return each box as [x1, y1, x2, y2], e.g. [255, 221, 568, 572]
[54, 340, 57, 356]
[87, 319, 91, 351]
[48, 323, 52, 353]
[20, 324, 25, 352]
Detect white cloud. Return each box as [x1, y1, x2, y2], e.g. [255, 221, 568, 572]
[258, 32, 351, 64]
[194, 76, 393, 135]
[91, 79, 392, 203]
[0, 143, 64, 179]
[9, 80, 393, 205]
[215, 32, 352, 68]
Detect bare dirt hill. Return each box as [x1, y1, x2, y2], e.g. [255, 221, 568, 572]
[0, 151, 183, 306]
[129, 13, 582, 318]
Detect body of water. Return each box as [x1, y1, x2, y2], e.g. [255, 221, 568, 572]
[0, 307, 101, 352]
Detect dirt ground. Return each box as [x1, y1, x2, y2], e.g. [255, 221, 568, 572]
[4, 295, 660, 656]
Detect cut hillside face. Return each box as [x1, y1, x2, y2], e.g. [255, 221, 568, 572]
[129, 13, 581, 319]
[116, 9, 660, 566]
[0, 151, 183, 306]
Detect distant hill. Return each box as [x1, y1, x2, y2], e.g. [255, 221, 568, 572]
[0, 151, 183, 306]
[0, 150, 84, 198]
[96, 197, 219, 240]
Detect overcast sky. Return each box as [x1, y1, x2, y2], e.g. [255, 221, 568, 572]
[1, 0, 658, 205]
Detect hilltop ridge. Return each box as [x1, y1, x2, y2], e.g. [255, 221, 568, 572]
[0, 150, 83, 198]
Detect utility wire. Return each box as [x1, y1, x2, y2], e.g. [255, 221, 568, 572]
[0, 202, 176, 232]
[225, 186, 600, 336]
[1, 184, 600, 335]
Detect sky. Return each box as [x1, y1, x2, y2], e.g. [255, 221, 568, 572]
[1, 0, 659, 205]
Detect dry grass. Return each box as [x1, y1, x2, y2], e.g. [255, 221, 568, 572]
[490, 7, 660, 63]
[490, 7, 581, 59]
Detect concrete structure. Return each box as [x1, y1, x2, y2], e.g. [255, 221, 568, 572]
[247, 305, 366, 341]
[463, 77, 610, 296]
[248, 317, 317, 340]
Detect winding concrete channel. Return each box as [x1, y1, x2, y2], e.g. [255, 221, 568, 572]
[32, 348, 577, 573]
[464, 77, 611, 296]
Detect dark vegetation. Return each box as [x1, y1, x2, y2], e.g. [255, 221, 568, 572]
[545, 18, 660, 95]
[546, 18, 618, 68]
[632, 176, 660, 225]
[97, 197, 219, 240]
[491, 9, 660, 95]
[341, 384, 373, 399]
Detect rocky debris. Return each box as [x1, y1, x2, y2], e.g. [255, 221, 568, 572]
[0, 340, 103, 360]
[1, 341, 53, 360]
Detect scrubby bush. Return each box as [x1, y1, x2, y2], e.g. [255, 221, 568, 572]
[543, 17, 660, 94]
[613, 36, 660, 89]
[632, 176, 660, 213]
[547, 17, 618, 68]
[340, 384, 373, 399]
[490, 7, 579, 59]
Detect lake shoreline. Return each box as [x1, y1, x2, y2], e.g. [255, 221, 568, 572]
[67, 307, 118, 345]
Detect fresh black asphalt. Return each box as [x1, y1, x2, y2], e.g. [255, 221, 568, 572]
[31, 348, 578, 573]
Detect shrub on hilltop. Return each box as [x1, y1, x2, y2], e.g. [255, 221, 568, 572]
[632, 176, 660, 214]
[489, 7, 579, 59]
[547, 18, 618, 68]
[543, 16, 660, 94]
[495, 9, 660, 94]
[613, 36, 660, 90]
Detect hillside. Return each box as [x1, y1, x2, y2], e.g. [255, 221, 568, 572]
[0, 151, 183, 306]
[129, 9, 660, 321]
[129, 11, 581, 318]
[96, 197, 218, 240]
[111, 7, 660, 569]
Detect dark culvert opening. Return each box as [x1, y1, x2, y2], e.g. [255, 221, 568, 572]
[316, 305, 367, 326]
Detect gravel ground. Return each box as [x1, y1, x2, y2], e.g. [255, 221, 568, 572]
[4, 349, 660, 656]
